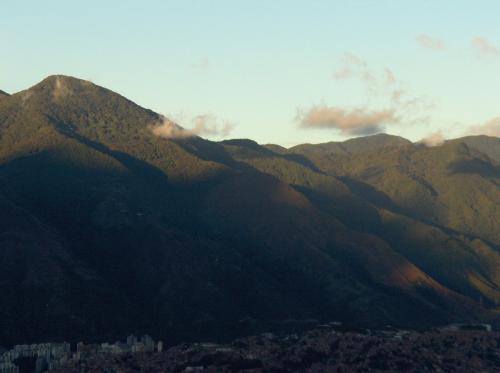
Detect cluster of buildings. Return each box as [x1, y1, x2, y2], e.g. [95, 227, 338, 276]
[0, 342, 70, 373]
[75, 334, 162, 358]
[0, 335, 162, 373]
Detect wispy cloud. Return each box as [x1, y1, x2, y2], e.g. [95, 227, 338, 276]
[189, 57, 210, 69]
[416, 34, 446, 51]
[472, 37, 500, 56]
[465, 117, 500, 137]
[151, 114, 234, 139]
[332, 53, 430, 108]
[191, 114, 234, 137]
[418, 131, 445, 147]
[297, 105, 398, 136]
[309, 53, 434, 136]
[151, 117, 193, 139]
[332, 52, 367, 80]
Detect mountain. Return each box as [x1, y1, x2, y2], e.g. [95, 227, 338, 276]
[1, 76, 499, 347]
[0, 90, 9, 101]
[450, 135, 500, 163]
[286, 139, 500, 244]
[287, 133, 412, 156]
[278, 135, 500, 301]
[225, 138, 500, 301]
[276, 134, 413, 172]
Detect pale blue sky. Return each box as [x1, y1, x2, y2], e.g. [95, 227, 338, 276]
[2, 1, 499, 146]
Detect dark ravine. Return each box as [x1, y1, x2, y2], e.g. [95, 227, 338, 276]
[1, 76, 499, 348]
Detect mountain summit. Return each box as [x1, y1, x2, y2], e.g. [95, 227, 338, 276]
[1, 76, 499, 347]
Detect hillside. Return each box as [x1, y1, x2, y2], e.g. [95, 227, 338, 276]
[0, 76, 499, 347]
[224, 138, 500, 305]
[450, 135, 500, 163]
[287, 139, 500, 244]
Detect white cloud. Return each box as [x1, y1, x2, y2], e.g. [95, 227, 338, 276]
[466, 117, 500, 137]
[297, 105, 398, 136]
[418, 131, 445, 147]
[151, 117, 193, 139]
[472, 37, 500, 56]
[191, 114, 234, 137]
[416, 34, 446, 51]
[309, 53, 435, 137]
[151, 114, 234, 139]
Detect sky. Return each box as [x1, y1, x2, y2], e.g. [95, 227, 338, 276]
[1, 0, 500, 146]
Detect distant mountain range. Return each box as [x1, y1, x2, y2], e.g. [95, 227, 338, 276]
[1, 76, 499, 347]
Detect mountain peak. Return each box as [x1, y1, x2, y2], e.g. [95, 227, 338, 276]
[289, 133, 412, 156]
[450, 135, 500, 163]
[1, 75, 160, 144]
[0, 89, 9, 97]
[7, 75, 102, 108]
[21, 75, 155, 117]
[28, 75, 97, 98]
[221, 139, 261, 148]
[39, 74, 92, 86]
[343, 133, 412, 147]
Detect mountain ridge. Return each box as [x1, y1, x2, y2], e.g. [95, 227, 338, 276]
[1, 75, 499, 347]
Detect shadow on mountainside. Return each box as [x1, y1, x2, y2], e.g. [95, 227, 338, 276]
[49, 117, 171, 186]
[338, 176, 403, 213]
[448, 158, 500, 179]
[282, 153, 323, 173]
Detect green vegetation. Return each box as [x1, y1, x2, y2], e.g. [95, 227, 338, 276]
[1, 76, 499, 347]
